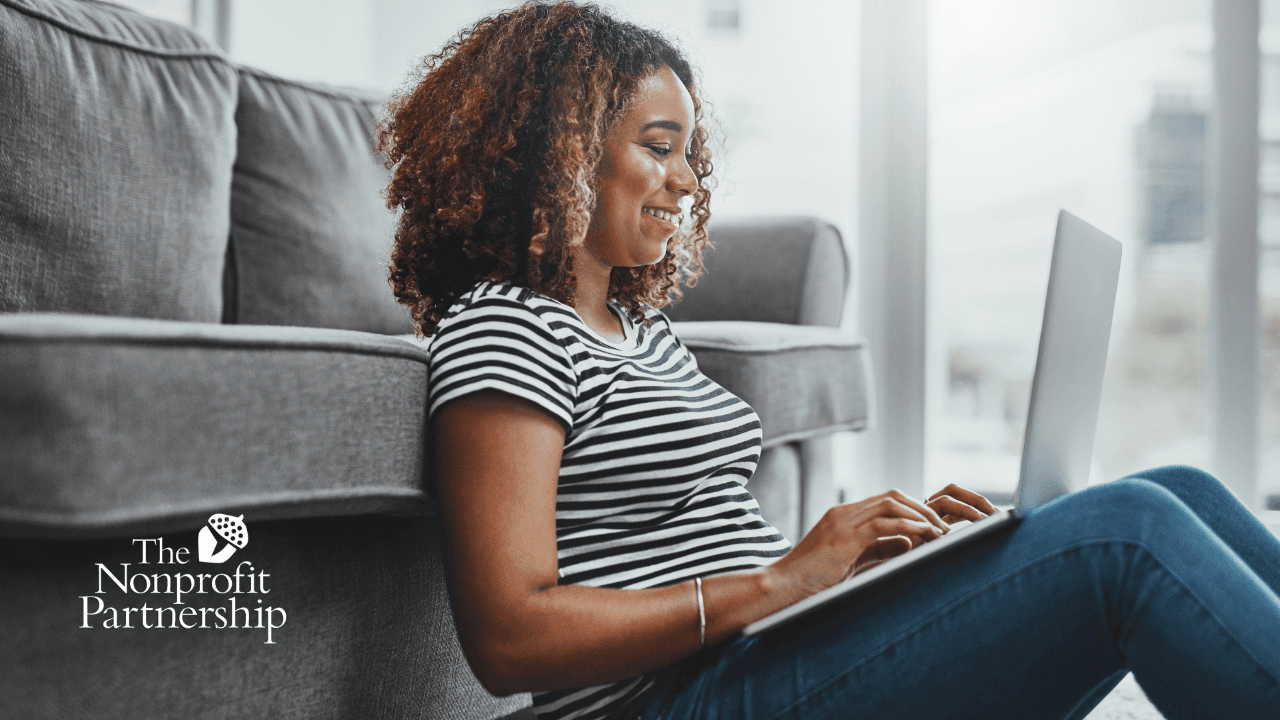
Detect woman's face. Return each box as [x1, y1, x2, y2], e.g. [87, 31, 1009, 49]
[583, 65, 698, 268]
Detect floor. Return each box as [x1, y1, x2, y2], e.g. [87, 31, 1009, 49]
[1084, 674, 1164, 719]
[497, 675, 1166, 719]
[1071, 513, 1280, 719]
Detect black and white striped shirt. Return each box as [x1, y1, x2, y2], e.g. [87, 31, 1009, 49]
[428, 281, 791, 720]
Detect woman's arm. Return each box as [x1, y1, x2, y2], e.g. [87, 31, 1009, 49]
[436, 390, 955, 696]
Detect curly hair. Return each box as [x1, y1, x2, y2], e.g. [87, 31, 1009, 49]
[376, 1, 715, 336]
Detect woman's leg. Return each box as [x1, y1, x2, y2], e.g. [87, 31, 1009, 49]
[642, 476, 1280, 720]
[1122, 465, 1280, 594]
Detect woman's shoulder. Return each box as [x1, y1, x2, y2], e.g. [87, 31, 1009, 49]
[427, 281, 580, 425]
[440, 280, 558, 318]
[434, 281, 578, 339]
[433, 282, 680, 355]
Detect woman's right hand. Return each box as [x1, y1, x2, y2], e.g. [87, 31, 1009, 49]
[763, 490, 951, 605]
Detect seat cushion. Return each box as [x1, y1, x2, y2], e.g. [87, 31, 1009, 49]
[228, 66, 411, 334]
[0, 314, 432, 539]
[0, 0, 236, 321]
[672, 321, 870, 446]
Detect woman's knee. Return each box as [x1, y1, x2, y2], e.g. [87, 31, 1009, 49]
[1119, 465, 1230, 506]
[1081, 477, 1186, 513]
[1041, 478, 1196, 541]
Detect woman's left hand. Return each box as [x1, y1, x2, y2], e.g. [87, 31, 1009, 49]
[926, 484, 999, 525]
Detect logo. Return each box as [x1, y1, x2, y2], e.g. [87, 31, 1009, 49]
[78, 512, 288, 644]
[198, 513, 248, 563]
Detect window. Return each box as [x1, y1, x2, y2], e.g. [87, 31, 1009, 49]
[926, 0, 1222, 504]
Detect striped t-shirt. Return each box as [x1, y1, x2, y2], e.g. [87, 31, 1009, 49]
[428, 281, 791, 720]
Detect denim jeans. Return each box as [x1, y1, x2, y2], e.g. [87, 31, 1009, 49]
[639, 466, 1280, 720]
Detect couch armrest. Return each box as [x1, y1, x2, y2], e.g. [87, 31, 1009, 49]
[674, 321, 870, 541]
[672, 322, 869, 447]
[664, 216, 849, 327]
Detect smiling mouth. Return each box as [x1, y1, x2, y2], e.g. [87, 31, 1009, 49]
[643, 207, 681, 225]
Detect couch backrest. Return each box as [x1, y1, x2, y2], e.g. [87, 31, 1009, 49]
[227, 67, 411, 335]
[0, 0, 237, 322]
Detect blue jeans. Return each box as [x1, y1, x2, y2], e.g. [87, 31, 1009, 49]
[639, 466, 1280, 719]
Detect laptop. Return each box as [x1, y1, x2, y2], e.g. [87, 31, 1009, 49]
[742, 210, 1122, 637]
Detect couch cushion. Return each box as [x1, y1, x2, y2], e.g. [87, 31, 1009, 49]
[229, 67, 411, 334]
[0, 0, 236, 321]
[672, 321, 870, 446]
[664, 217, 849, 327]
[0, 314, 432, 539]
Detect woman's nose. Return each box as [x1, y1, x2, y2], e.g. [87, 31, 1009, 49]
[669, 154, 697, 196]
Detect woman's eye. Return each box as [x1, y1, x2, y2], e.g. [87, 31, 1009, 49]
[647, 145, 672, 157]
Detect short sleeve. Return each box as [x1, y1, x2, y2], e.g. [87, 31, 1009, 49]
[428, 297, 577, 428]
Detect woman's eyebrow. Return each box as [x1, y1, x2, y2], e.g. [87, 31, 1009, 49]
[641, 120, 683, 132]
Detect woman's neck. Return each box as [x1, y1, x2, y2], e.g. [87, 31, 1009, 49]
[571, 247, 625, 341]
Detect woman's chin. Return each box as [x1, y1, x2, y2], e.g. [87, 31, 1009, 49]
[645, 237, 673, 264]
[616, 242, 669, 268]
[640, 250, 668, 267]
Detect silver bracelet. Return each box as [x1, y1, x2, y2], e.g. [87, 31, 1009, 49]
[695, 577, 706, 649]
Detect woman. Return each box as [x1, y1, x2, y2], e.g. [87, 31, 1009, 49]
[376, 3, 1280, 718]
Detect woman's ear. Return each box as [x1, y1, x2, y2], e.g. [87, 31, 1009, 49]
[528, 227, 548, 262]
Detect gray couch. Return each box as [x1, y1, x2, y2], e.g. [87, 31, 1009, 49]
[0, 1, 869, 717]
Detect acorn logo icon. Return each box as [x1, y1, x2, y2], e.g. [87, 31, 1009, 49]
[198, 513, 248, 564]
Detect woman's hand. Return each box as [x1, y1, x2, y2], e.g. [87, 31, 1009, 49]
[926, 483, 999, 525]
[764, 490, 951, 604]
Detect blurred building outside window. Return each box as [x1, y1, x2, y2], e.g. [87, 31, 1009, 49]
[927, 4, 1211, 504]
[928, 0, 1279, 525]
